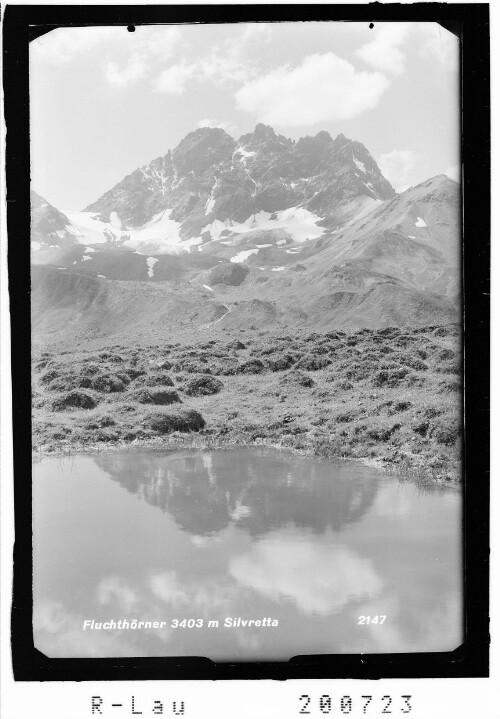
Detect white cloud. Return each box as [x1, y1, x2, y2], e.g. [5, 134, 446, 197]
[152, 63, 198, 94]
[355, 23, 411, 75]
[104, 55, 148, 87]
[378, 149, 417, 191]
[230, 533, 383, 616]
[238, 23, 273, 45]
[30, 27, 122, 64]
[201, 51, 251, 85]
[418, 23, 459, 72]
[146, 26, 183, 61]
[444, 164, 461, 182]
[235, 53, 389, 128]
[96, 575, 138, 613]
[196, 118, 236, 134]
[150, 22, 272, 93]
[105, 27, 184, 88]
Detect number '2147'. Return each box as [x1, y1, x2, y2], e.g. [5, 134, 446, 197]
[299, 695, 412, 714]
[358, 615, 386, 624]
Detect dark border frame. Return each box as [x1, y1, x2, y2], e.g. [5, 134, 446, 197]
[3, 3, 490, 682]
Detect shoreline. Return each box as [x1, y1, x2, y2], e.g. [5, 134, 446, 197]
[32, 430, 460, 487]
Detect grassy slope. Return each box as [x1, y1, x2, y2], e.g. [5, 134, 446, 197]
[32, 323, 462, 483]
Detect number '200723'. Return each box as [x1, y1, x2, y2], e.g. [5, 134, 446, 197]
[299, 694, 412, 714]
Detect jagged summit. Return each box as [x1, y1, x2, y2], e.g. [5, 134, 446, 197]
[31, 125, 460, 333]
[84, 123, 395, 230]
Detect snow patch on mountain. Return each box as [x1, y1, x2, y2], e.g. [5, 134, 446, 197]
[353, 157, 367, 173]
[415, 216, 427, 227]
[233, 145, 256, 165]
[202, 207, 325, 244]
[65, 208, 202, 255]
[146, 257, 158, 278]
[204, 177, 219, 215]
[109, 212, 122, 228]
[230, 249, 259, 263]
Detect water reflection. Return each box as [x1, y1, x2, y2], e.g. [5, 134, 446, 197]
[94, 449, 379, 536]
[33, 449, 462, 659]
[229, 530, 383, 615]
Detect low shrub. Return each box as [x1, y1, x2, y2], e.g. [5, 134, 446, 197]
[145, 409, 206, 433]
[236, 359, 265, 374]
[438, 379, 462, 393]
[47, 374, 89, 391]
[433, 327, 451, 337]
[52, 390, 99, 411]
[134, 373, 174, 387]
[84, 414, 117, 430]
[395, 354, 428, 371]
[98, 352, 124, 362]
[40, 368, 62, 385]
[295, 354, 331, 371]
[279, 370, 314, 388]
[80, 363, 101, 376]
[335, 380, 354, 390]
[430, 419, 461, 445]
[226, 340, 246, 351]
[91, 373, 129, 392]
[372, 368, 410, 387]
[172, 361, 211, 374]
[265, 352, 299, 372]
[413, 421, 430, 437]
[184, 375, 224, 397]
[393, 400, 412, 412]
[438, 348, 456, 361]
[122, 367, 146, 380]
[366, 423, 402, 442]
[435, 362, 461, 375]
[129, 388, 182, 405]
[423, 407, 442, 419]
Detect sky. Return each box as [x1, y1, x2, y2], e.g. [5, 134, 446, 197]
[30, 21, 460, 211]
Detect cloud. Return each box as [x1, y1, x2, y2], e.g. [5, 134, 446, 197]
[145, 26, 183, 61]
[378, 149, 417, 191]
[235, 53, 389, 128]
[96, 575, 138, 613]
[444, 164, 461, 182]
[105, 27, 184, 88]
[152, 62, 197, 94]
[196, 118, 236, 134]
[31, 25, 185, 90]
[238, 23, 273, 45]
[355, 23, 411, 75]
[104, 55, 148, 87]
[151, 22, 272, 94]
[30, 27, 122, 64]
[230, 533, 383, 615]
[201, 51, 251, 85]
[418, 23, 459, 72]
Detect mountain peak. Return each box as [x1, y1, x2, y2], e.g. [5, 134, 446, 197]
[314, 130, 333, 144]
[252, 123, 276, 140]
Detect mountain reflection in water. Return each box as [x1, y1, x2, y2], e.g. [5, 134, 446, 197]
[33, 448, 462, 660]
[93, 449, 379, 536]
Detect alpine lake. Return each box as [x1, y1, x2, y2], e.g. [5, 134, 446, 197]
[33, 447, 462, 660]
